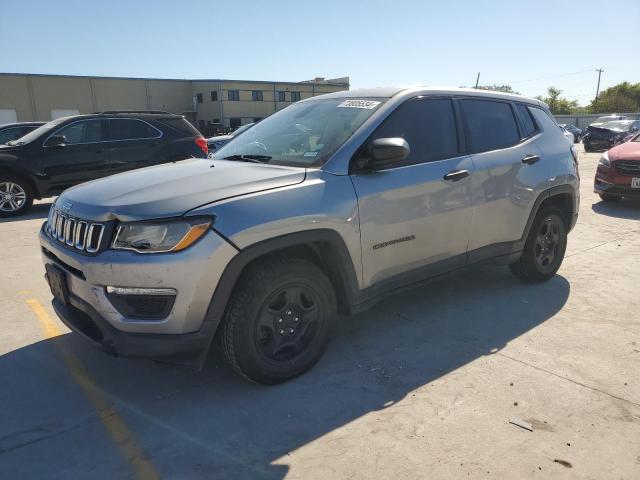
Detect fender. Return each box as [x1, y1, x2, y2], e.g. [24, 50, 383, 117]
[0, 156, 43, 198]
[193, 229, 361, 366]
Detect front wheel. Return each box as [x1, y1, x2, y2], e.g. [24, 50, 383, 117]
[0, 175, 33, 217]
[221, 257, 337, 384]
[509, 208, 567, 283]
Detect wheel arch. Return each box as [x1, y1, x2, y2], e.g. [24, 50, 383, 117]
[522, 185, 577, 243]
[0, 166, 41, 199]
[200, 229, 360, 347]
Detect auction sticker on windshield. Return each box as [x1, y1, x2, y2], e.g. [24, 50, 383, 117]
[337, 100, 381, 109]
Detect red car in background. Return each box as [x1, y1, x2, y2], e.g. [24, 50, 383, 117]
[594, 134, 640, 202]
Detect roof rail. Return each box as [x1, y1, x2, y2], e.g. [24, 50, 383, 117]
[94, 110, 172, 115]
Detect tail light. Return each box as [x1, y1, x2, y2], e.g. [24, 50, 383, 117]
[195, 136, 208, 156]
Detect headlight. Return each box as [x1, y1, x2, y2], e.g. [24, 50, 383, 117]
[112, 217, 212, 253]
[598, 152, 611, 168]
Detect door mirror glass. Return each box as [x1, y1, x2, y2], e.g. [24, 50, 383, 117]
[45, 135, 66, 147]
[362, 138, 410, 170]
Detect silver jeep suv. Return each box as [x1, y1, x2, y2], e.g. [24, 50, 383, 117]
[39, 87, 579, 384]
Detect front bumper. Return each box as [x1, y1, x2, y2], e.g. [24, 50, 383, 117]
[594, 166, 640, 198]
[39, 223, 238, 360]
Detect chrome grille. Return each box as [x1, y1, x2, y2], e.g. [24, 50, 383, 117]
[46, 206, 104, 254]
[615, 161, 640, 176]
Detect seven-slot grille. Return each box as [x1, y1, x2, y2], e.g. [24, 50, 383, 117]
[615, 161, 640, 177]
[46, 206, 105, 253]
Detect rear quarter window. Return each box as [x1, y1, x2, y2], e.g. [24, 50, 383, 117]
[528, 107, 562, 134]
[461, 99, 520, 152]
[158, 117, 201, 137]
[514, 104, 537, 138]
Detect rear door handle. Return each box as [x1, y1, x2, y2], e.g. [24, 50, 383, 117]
[522, 154, 540, 165]
[443, 169, 470, 181]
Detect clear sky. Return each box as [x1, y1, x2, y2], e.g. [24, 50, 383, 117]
[1, 0, 639, 105]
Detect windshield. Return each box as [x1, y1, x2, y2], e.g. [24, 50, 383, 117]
[213, 98, 386, 167]
[6, 117, 69, 145]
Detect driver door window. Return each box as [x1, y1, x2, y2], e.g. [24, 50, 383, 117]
[42, 120, 109, 189]
[56, 120, 105, 144]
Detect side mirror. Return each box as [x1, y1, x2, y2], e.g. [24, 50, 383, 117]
[359, 137, 410, 170]
[45, 135, 66, 148]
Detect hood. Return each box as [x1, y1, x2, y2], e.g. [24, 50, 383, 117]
[586, 126, 623, 139]
[58, 158, 306, 222]
[608, 140, 640, 162]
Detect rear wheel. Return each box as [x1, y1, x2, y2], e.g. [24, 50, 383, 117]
[509, 208, 567, 283]
[221, 257, 337, 384]
[599, 194, 621, 202]
[0, 175, 33, 217]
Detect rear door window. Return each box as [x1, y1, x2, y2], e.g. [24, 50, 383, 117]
[367, 97, 458, 167]
[108, 119, 161, 141]
[461, 99, 520, 152]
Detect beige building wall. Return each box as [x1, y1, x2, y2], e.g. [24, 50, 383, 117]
[0, 73, 349, 127]
[147, 80, 193, 114]
[0, 74, 32, 121]
[92, 78, 147, 111]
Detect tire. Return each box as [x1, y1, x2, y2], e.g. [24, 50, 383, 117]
[509, 208, 567, 283]
[599, 194, 621, 203]
[221, 256, 337, 384]
[0, 174, 33, 217]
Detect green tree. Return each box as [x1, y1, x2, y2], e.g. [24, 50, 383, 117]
[588, 82, 640, 113]
[535, 87, 582, 115]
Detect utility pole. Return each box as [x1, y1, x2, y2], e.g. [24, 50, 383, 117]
[594, 68, 604, 108]
[474, 72, 480, 89]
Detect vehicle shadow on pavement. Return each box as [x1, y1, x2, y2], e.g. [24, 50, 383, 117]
[0, 265, 569, 479]
[0, 202, 52, 223]
[591, 199, 640, 220]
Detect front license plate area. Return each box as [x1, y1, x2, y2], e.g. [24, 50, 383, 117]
[46, 264, 69, 305]
[631, 177, 640, 189]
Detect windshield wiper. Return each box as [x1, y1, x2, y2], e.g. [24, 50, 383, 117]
[221, 154, 272, 163]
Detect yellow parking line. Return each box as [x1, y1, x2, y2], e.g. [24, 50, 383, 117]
[25, 298, 160, 480]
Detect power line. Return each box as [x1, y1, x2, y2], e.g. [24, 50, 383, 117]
[507, 69, 596, 85]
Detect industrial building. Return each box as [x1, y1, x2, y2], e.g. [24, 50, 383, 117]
[0, 73, 349, 131]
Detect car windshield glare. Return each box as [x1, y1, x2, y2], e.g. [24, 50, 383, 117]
[212, 98, 386, 167]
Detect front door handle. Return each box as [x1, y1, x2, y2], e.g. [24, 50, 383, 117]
[522, 154, 540, 165]
[443, 169, 470, 181]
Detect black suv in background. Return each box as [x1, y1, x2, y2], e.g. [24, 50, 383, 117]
[0, 111, 207, 216]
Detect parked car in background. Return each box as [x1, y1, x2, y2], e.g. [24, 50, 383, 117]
[560, 125, 575, 144]
[594, 133, 640, 201]
[0, 122, 45, 145]
[583, 120, 640, 152]
[591, 114, 628, 127]
[39, 87, 579, 384]
[559, 123, 582, 143]
[0, 111, 207, 217]
[207, 122, 254, 154]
